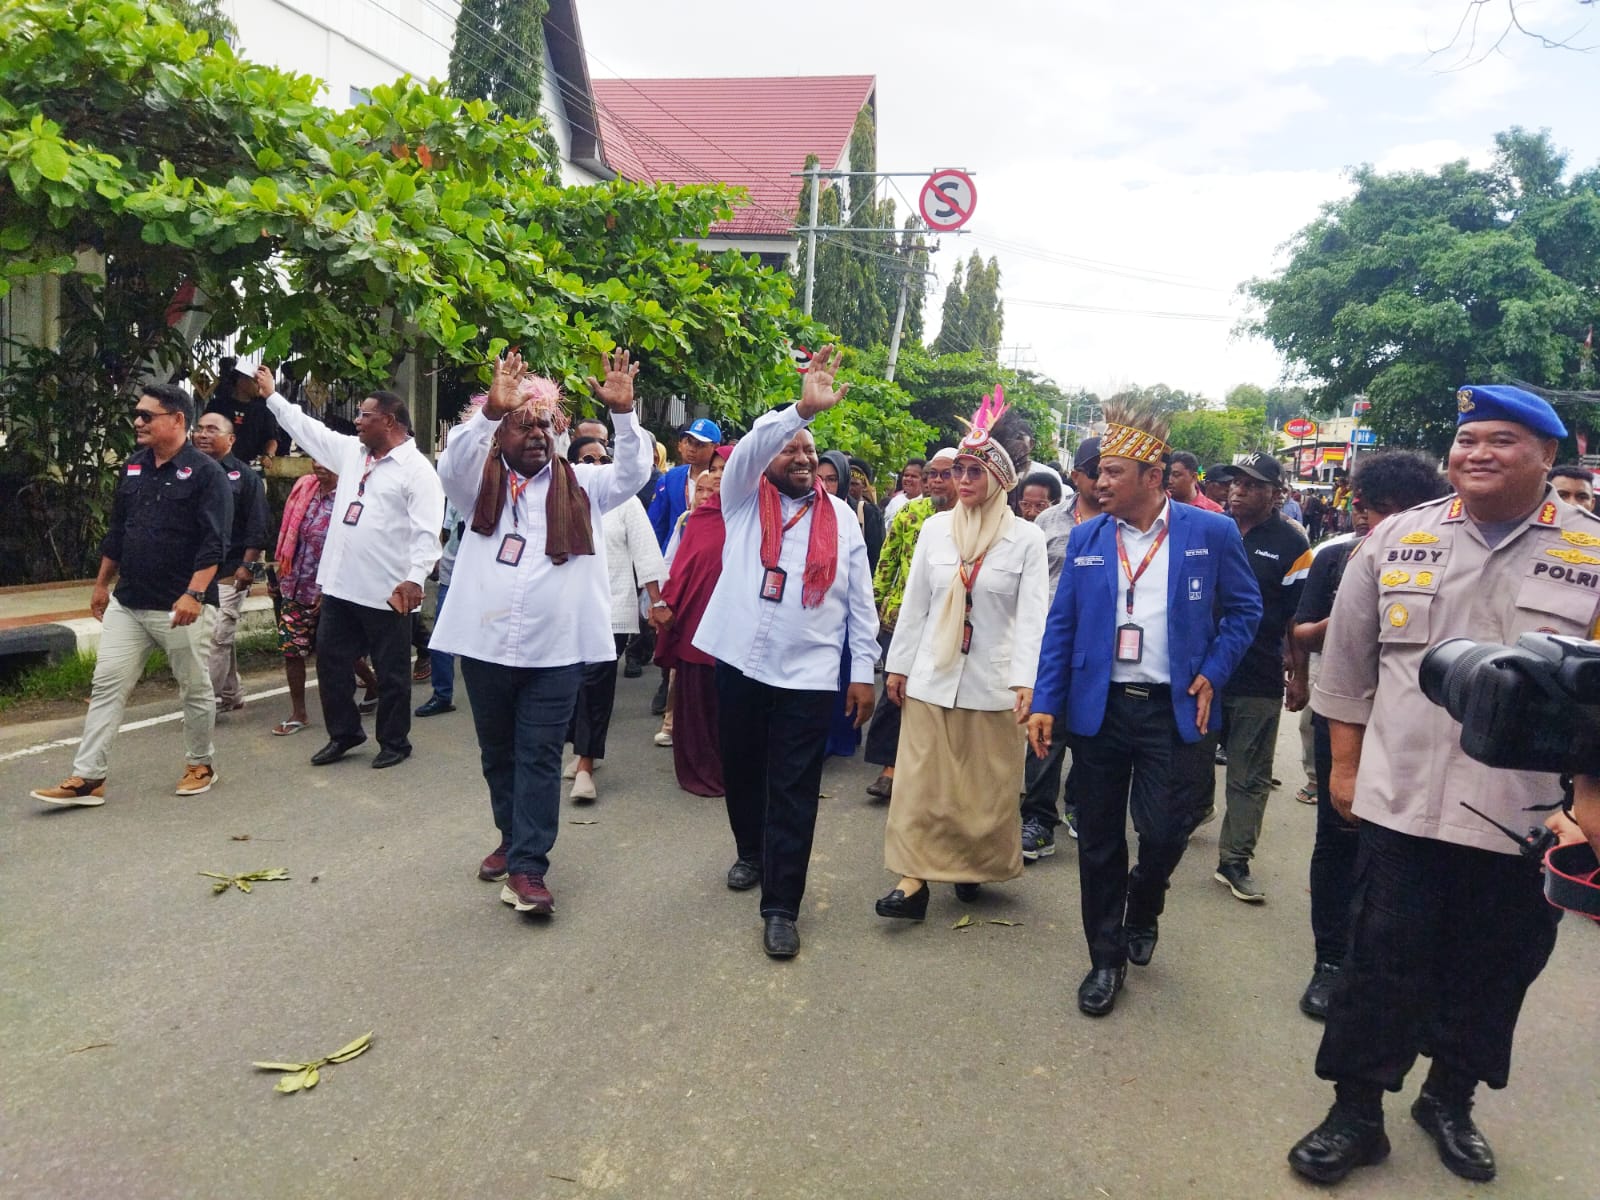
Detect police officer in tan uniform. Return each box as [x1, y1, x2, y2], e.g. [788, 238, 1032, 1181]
[1288, 384, 1599, 1186]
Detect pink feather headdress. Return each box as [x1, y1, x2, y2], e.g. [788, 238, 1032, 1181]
[955, 385, 1017, 491]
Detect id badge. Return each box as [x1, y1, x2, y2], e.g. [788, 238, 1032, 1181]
[961, 620, 973, 655]
[496, 533, 527, 566]
[760, 566, 787, 602]
[342, 500, 364, 526]
[1115, 622, 1144, 664]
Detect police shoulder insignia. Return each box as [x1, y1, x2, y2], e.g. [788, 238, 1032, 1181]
[1537, 502, 1558, 526]
[1398, 531, 1441, 545]
[1456, 388, 1475, 413]
[1414, 571, 1435, 587]
[1560, 529, 1600, 548]
[1546, 548, 1600, 566]
[1381, 569, 1411, 587]
[1387, 603, 1409, 628]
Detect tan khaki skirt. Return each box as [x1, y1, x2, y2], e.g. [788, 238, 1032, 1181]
[884, 698, 1025, 883]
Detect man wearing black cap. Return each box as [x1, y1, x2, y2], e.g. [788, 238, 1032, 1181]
[1211, 451, 1312, 903]
[1202, 464, 1234, 509]
[1288, 384, 1596, 1186]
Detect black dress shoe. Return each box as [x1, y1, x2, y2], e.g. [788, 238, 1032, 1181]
[875, 883, 929, 920]
[1076, 964, 1126, 1016]
[371, 746, 411, 770]
[414, 696, 456, 717]
[953, 882, 981, 902]
[865, 773, 893, 801]
[622, 660, 644, 679]
[310, 735, 367, 766]
[763, 915, 799, 958]
[650, 676, 669, 716]
[1288, 1104, 1390, 1184]
[726, 859, 761, 891]
[1125, 920, 1159, 966]
[1300, 961, 1342, 1019]
[1411, 1089, 1495, 1181]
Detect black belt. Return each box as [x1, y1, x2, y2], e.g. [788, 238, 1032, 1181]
[1111, 682, 1171, 701]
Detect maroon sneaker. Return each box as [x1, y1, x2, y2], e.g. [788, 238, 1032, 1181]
[477, 841, 510, 882]
[500, 873, 554, 914]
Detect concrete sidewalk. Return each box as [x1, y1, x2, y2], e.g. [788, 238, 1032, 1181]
[2, 670, 1596, 1199]
[0, 579, 276, 661]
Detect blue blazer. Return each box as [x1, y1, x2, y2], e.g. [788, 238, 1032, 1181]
[1032, 502, 1262, 743]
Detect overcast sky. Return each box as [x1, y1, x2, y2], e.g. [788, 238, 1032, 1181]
[579, 0, 1600, 404]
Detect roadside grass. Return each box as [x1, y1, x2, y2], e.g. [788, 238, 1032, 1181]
[0, 627, 282, 714]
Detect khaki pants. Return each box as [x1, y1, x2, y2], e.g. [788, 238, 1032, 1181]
[207, 581, 248, 707]
[73, 597, 217, 780]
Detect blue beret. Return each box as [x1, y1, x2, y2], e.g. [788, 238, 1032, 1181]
[1455, 384, 1567, 439]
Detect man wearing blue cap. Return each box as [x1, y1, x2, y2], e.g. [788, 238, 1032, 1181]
[1288, 384, 1600, 1186]
[647, 417, 721, 549]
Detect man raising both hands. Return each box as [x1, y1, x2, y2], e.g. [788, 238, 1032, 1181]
[693, 346, 880, 959]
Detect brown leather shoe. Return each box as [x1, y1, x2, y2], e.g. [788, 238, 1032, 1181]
[31, 777, 106, 807]
[175, 764, 216, 796]
[500, 873, 554, 915]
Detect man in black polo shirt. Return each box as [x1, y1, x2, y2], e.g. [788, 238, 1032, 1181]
[205, 362, 281, 466]
[1212, 451, 1312, 902]
[31, 384, 232, 807]
[193, 410, 270, 713]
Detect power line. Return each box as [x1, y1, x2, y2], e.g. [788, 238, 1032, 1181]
[1006, 297, 1231, 322]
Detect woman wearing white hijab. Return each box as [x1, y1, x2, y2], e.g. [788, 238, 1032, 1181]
[875, 389, 1048, 920]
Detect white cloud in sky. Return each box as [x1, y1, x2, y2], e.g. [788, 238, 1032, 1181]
[579, 0, 1600, 406]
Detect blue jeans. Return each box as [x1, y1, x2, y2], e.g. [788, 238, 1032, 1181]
[459, 657, 582, 878]
[429, 584, 454, 702]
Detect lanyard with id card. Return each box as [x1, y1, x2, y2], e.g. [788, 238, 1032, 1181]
[498, 470, 532, 567]
[344, 453, 381, 526]
[760, 498, 813, 603]
[1114, 521, 1168, 663]
[958, 554, 986, 655]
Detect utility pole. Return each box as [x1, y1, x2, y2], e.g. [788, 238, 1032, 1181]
[884, 270, 911, 382]
[802, 162, 820, 317]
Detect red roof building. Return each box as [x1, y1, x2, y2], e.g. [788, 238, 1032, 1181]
[591, 75, 877, 260]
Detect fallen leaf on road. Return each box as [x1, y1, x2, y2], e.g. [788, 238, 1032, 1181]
[201, 868, 290, 895]
[230, 834, 251, 841]
[67, 1042, 112, 1054]
[569, 818, 598, 825]
[987, 919, 1023, 927]
[253, 1032, 373, 1094]
[952, 914, 974, 930]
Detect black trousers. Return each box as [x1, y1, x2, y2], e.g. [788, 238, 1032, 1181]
[316, 594, 412, 752]
[1307, 712, 1361, 965]
[568, 635, 627, 759]
[715, 662, 834, 921]
[1021, 733, 1078, 830]
[1073, 685, 1214, 967]
[862, 679, 901, 767]
[1315, 821, 1561, 1092]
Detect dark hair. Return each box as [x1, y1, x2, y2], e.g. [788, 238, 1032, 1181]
[1550, 464, 1596, 485]
[567, 435, 607, 464]
[1021, 471, 1062, 503]
[991, 409, 1035, 458]
[1170, 450, 1201, 473]
[140, 383, 194, 427]
[903, 457, 926, 471]
[1350, 450, 1448, 513]
[367, 389, 412, 434]
[575, 416, 610, 434]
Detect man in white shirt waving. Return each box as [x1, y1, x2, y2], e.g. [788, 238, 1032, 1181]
[693, 346, 880, 959]
[430, 348, 649, 919]
[260, 370, 445, 769]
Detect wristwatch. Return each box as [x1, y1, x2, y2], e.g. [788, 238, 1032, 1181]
[651, 599, 669, 609]
[185, 589, 206, 603]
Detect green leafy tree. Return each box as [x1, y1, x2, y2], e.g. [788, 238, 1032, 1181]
[166, 0, 236, 44]
[447, 0, 559, 179]
[0, 0, 817, 582]
[1247, 127, 1600, 453]
[858, 344, 1061, 459]
[932, 251, 1003, 357]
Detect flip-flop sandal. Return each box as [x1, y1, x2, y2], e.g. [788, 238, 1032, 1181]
[1294, 786, 1318, 805]
[272, 720, 308, 736]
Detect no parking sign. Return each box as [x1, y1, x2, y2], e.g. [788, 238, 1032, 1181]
[918, 169, 977, 232]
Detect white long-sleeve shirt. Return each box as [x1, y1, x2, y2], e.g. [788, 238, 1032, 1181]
[429, 407, 650, 667]
[606, 495, 667, 634]
[265, 393, 444, 610]
[692, 405, 879, 692]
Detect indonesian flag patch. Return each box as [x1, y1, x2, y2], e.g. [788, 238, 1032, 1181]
[126, 463, 142, 476]
[176, 466, 193, 479]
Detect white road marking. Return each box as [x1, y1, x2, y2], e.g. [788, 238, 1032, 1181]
[0, 682, 319, 765]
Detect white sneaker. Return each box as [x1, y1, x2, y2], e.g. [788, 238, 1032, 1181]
[652, 730, 672, 748]
[571, 770, 598, 802]
[562, 758, 577, 780]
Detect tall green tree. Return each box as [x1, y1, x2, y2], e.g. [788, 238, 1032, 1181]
[1247, 127, 1600, 453]
[931, 251, 1003, 357]
[447, 0, 559, 177]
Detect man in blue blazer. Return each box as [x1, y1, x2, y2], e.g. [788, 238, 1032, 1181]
[1030, 410, 1261, 1016]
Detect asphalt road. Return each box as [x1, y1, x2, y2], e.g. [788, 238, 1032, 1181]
[2, 668, 1596, 1199]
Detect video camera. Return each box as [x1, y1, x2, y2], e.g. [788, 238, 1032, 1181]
[1420, 633, 1600, 916]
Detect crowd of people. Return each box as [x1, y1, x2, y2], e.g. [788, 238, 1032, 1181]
[25, 352, 1600, 1190]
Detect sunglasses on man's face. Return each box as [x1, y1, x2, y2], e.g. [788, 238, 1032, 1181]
[132, 407, 170, 424]
[926, 468, 953, 481]
[579, 453, 611, 464]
